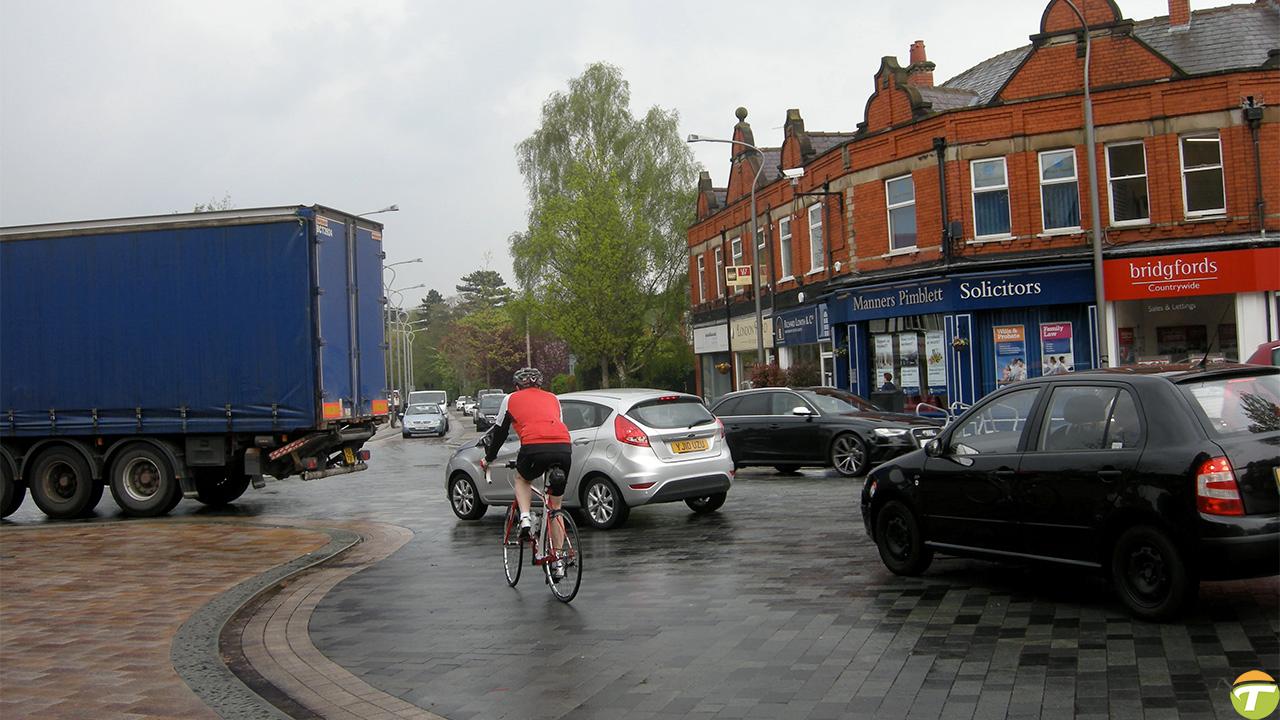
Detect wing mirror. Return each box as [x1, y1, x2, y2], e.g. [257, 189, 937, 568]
[924, 439, 943, 457]
[792, 406, 815, 417]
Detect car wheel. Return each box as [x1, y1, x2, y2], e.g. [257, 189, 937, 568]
[109, 444, 180, 518]
[773, 465, 801, 475]
[1110, 525, 1196, 621]
[874, 500, 933, 576]
[830, 433, 868, 477]
[685, 492, 726, 514]
[581, 475, 629, 530]
[2, 461, 26, 518]
[28, 446, 97, 519]
[449, 473, 488, 520]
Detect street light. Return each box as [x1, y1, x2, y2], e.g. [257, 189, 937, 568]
[358, 204, 399, 217]
[688, 132, 767, 364]
[1062, 0, 1109, 367]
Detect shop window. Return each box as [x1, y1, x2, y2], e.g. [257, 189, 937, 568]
[1180, 134, 1225, 216]
[695, 255, 705, 304]
[1113, 293, 1238, 364]
[714, 247, 724, 298]
[779, 217, 793, 279]
[1106, 142, 1149, 224]
[731, 236, 743, 294]
[1039, 149, 1080, 231]
[971, 158, 1011, 238]
[807, 204, 824, 273]
[886, 175, 917, 251]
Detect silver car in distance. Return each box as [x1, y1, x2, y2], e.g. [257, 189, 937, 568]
[444, 389, 733, 529]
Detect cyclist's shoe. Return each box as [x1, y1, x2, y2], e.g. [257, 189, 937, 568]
[550, 558, 566, 581]
[518, 515, 533, 540]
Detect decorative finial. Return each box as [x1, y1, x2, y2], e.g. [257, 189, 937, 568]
[735, 107, 749, 121]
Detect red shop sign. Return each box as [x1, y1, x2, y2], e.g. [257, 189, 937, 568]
[1103, 247, 1280, 301]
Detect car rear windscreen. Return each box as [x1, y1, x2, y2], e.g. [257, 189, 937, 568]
[629, 397, 715, 428]
[479, 395, 504, 411]
[1180, 373, 1280, 436]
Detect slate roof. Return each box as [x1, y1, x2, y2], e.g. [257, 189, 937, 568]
[808, 132, 859, 156]
[758, 148, 782, 184]
[939, 45, 1032, 106]
[917, 85, 981, 111]
[713, 189, 727, 208]
[1133, 3, 1279, 75]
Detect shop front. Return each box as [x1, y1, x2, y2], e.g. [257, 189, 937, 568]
[693, 322, 732, 402]
[729, 313, 774, 389]
[1104, 246, 1280, 366]
[773, 303, 834, 386]
[828, 264, 1098, 410]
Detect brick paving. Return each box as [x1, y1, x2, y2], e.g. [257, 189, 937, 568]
[0, 520, 329, 719]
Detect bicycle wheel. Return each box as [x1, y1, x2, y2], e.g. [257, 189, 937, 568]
[544, 509, 582, 602]
[502, 504, 523, 587]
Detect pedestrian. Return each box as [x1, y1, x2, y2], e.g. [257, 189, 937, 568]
[879, 372, 897, 392]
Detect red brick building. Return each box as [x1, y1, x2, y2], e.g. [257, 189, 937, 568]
[688, 0, 1279, 409]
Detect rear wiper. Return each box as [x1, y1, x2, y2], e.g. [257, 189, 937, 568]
[687, 419, 712, 429]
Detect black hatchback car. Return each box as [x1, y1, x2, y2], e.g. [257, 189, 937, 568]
[860, 364, 1279, 620]
[711, 387, 943, 477]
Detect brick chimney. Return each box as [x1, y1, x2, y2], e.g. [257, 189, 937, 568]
[907, 40, 935, 87]
[1168, 0, 1190, 30]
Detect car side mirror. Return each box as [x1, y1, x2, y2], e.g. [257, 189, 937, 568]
[792, 406, 815, 417]
[924, 439, 943, 457]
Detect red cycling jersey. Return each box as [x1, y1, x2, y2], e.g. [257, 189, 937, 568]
[484, 388, 570, 460]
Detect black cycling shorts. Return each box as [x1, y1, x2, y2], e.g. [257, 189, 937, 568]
[516, 443, 572, 496]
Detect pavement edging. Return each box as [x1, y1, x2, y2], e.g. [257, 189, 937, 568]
[170, 524, 362, 720]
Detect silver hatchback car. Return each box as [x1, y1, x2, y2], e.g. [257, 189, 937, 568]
[444, 389, 733, 529]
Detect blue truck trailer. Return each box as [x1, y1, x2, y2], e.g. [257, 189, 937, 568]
[0, 205, 390, 519]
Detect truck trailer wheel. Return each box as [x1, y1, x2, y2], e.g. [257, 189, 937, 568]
[109, 445, 179, 518]
[193, 469, 251, 506]
[1, 461, 25, 518]
[28, 446, 96, 519]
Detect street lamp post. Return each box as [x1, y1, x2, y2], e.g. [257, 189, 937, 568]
[357, 204, 400, 217]
[1062, 0, 1109, 367]
[688, 133, 767, 364]
[382, 260, 423, 394]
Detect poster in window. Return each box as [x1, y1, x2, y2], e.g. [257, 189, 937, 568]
[874, 335, 895, 391]
[1117, 327, 1136, 365]
[1039, 322, 1075, 376]
[898, 333, 920, 392]
[993, 325, 1027, 386]
[924, 331, 947, 391]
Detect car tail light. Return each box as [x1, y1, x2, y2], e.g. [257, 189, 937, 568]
[614, 414, 650, 447]
[716, 417, 725, 439]
[1196, 456, 1244, 516]
[629, 482, 656, 490]
[357, 450, 371, 461]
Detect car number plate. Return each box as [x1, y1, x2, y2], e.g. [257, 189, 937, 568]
[670, 439, 709, 454]
[343, 447, 356, 465]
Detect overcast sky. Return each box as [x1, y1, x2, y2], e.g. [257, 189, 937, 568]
[0, 0, 1234, 305]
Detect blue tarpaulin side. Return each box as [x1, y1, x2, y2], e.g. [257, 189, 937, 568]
[1, 219, 318, 435]
[354, 225, 386, 416]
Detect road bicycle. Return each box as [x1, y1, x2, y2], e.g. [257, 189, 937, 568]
[487, 461, 582, 602]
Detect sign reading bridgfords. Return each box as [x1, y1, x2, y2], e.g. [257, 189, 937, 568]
[829, 265, 1095, 324]
[1103, 247, 1280, 301]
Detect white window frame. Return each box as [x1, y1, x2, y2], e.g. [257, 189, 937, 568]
[1105, 141, 1150, 227]
[1038, 148, 1081, 233]
[970, 157, 1011, 240]
[756, 223, 767, 284]
[714, 247, 724, 298]
[695, 254, 705, 304]
[806, 204, 824, 274]
[778, 216, 793, 280]
[885, 174, 917, 252]
[1179, 133, 1226, 218]
[730, 236, 744, 294]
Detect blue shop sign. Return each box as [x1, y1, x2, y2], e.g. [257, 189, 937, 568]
[828, 265, 1095, 324]
[774, 303, 830, 346]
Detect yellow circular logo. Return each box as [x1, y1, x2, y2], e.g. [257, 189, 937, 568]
[1232, 671, 1280, 719]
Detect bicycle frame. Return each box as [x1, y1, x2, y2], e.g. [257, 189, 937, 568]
[493, 464, 581, 602]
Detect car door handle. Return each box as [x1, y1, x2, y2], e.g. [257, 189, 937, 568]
[1097, 469, 1123, 482]
[767, 423, 782, 430]
[992, 468, 1016, 479]
[573, 438, 591, 446]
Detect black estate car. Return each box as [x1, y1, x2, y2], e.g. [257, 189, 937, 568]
[711, 387, 943, 477]
[860, 364, 1279, 620]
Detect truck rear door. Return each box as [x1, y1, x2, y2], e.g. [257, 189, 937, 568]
[354, 224, 387, 418]
[314, 213, 355, 422]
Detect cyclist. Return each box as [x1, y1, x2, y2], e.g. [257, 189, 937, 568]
[480, 367, 572, 574]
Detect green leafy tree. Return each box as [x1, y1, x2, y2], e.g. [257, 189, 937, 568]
[456, 269, 513, 311]
[512, 62, 698, 387]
